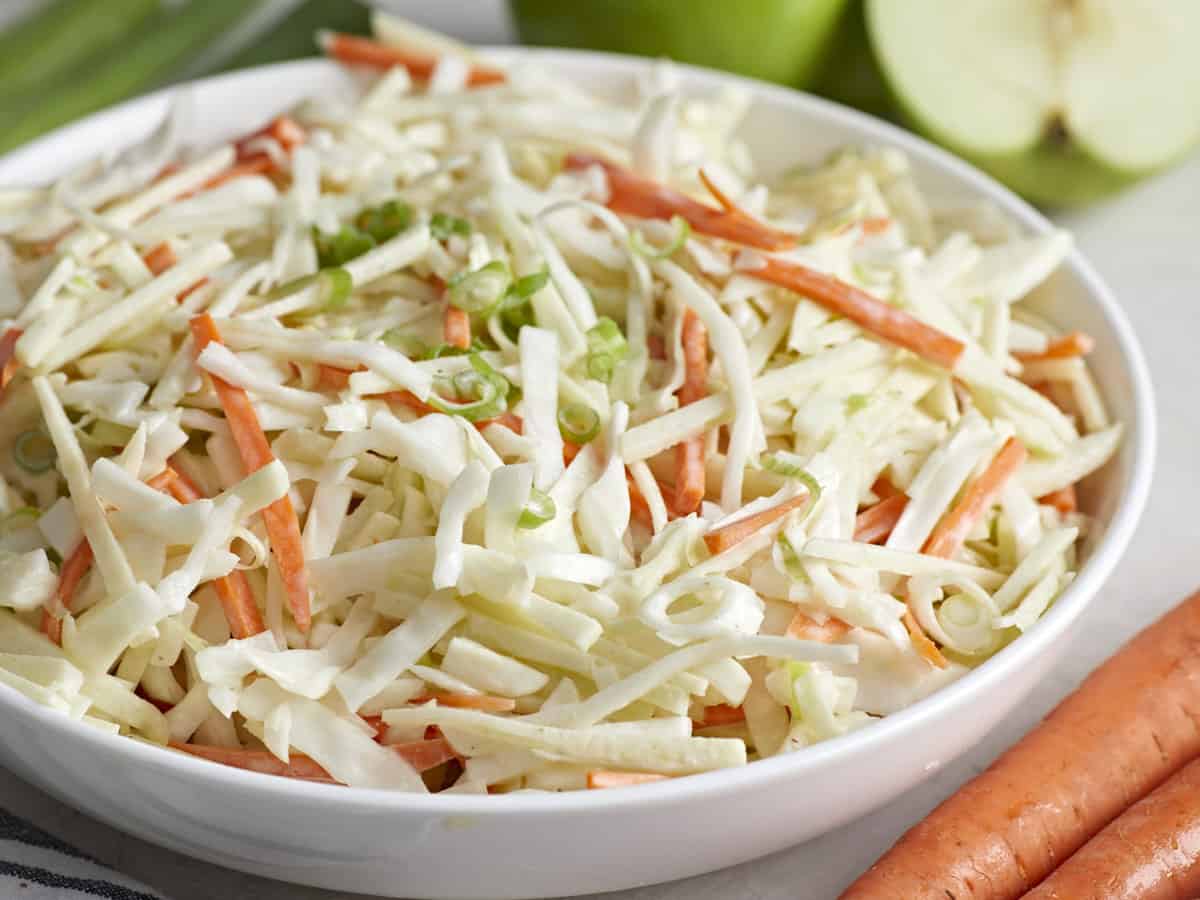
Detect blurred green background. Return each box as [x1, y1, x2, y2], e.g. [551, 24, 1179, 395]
[0, 0, 371, 154]
[4, 0, 1196, 208]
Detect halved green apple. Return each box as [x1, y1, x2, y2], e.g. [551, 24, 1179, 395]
[866, 0, 1200, 206]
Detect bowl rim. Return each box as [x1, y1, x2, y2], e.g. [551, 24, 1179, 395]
[0, 49, 1156, 816]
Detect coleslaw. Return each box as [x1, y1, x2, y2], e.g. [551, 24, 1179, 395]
[0, 16, 1120, 793]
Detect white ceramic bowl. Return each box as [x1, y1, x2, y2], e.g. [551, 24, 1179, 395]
[0, 51, 1154, 899]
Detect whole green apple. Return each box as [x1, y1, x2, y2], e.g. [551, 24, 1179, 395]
[510, 0, 850, 89]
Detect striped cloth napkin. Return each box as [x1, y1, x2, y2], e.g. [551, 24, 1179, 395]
[0, 808, 166, 900]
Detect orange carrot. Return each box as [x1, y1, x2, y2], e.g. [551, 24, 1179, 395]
[190, 314, 310, 631]
[673, 309, 708, 516]
[697, 168, 740, 213]
[695, 704, 746, 727]
[786, 611, 851, 643]
[1022, 755, 1200, 900]
[752, 257, 965, 370]
[443, 305, 471, 350]
[202, 157, 275, 190]
[703, 494, 809, 556]
[860, 217, 892, 235]
[870, 476, 902, 500]
[321, 32, 506, 86]
[415, 693, 517, 713]
[235, 115, 305, 158]
[587, 771, 669, 789]
[142, 242, 178, 276]
[390, 737, 459, 773]
[841, 588, 1200, 900]
[162, 461, 266, 639]
[627, 472, 656, 531]
[1015, 330, 1096, 363]
[564, 152, 799, 252]
[854, 494, 909, 545]
[141, 242, 209, 300]
[1040, 485, 1078, 516]
[317, 363, 355, 391]
[923, 437, 1027, 560]
[647, 333, 667, 360]
[41, 540, 94, 645]
[0, 328, 22, 395]
[144, 468, 179, 493]
[902, 609, 947, 669]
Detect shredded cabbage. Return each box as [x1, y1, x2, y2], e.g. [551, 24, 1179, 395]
[0, 17, 1119, 793]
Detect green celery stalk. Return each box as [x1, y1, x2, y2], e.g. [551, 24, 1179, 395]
[0, 0, 160, 100]
[0, 0, 264, 154]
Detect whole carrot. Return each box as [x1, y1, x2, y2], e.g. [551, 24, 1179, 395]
[840, 588, 1200, 900]
[1022, 755, 1200, 899]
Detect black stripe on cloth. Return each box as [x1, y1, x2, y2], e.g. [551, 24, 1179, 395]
[0, 859, 162, 900]
[0, 808, 95, 862]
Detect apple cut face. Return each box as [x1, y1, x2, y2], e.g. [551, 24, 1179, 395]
[867, 0, 1200, 204]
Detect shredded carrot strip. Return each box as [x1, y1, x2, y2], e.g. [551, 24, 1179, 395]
[564, 152, 799, 252]
[163, 460, 266, 639]
[1040, 485, 1078, 515]
[647, 333, 667, 360]
[697, 168, 739, 213]
[141, 242, 208, 300]
[443, 305, 471, 350]
[41, 540, 94, 645]
[236, 115, 305, 158]
[414, 693, 517, 712]
[923, 437, 1028, 560]
[673, 309, 708, 516]
[190, 314, 311, 631]
[587, 771, 670, 789]
[870, 476, 902, 500]
[1015, 331, 1095, 362]
[703, 494, 809, 556]
[389, 737, 459, 771]
[903, 609, 948, 669]
[322, 32, 506, 86]
[0, 328, 23, 395]
[695, 704, 746, 727]
[752, 257, 966, 370]
[786, 611, 852, 642]
[203, 157, 274, 190]
[860, 217, 892, 235]
[854, 494, 909, 545]
[142, 242, 177, 276]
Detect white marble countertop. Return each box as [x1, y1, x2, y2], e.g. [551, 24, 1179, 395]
[8, 5, 1199, 899]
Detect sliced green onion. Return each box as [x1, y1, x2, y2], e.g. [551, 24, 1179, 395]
[430, 212, 472, 241]
[13, 430, 56, 474]
[449, 261, 511, 315]
[271, 267, 352, 313]
[845, 393, 870, 415]
[356, 199, 413, 243]
[761, 453, 822, 501]
[518, 488, 557, 529]
[422, 339, 487, 360]
[0, 507, 39, 535]
[630, 215, 690, 259]
[426, 353, 510, 422]
[509, 269, 549, 300]
[585, 317, 628, 384]
[557, 403, 601, 444]
[382, 331, 429, 358]
[313, 225, 375, 268]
